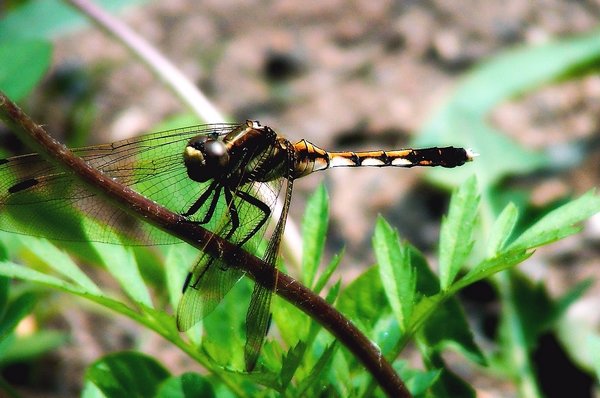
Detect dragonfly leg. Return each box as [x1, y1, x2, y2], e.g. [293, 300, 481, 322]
[235, 189, 271, 247]
[183, 180, 220, 221]
[222, 186, 239, 242]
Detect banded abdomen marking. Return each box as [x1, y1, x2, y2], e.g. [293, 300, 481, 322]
[292, 139, 475, 179]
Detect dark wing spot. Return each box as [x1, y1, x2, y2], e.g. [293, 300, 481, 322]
[181, 271, 193, 294]
[8, 178, 39, 193]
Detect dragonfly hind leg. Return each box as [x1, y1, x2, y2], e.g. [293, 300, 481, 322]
[234, 189, 271, 250]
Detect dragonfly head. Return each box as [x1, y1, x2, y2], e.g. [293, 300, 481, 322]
[184, 135, 230, 182]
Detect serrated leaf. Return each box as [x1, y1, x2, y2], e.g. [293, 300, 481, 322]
[313, 249, 343, 294]
[373, 217, 415, 331]
[280, 340, 307, 388]
[509, 190, 600, 251]
[302, 184, 329, 287]
[439, 176, 479, 290]
[156, 372, 215, 398]
[0, 39, 52, 101]
[454, 249, 532, 292]
[487, 202, 519, 256]
[85, 351, 170, 398]
[92, 242, 153, 307]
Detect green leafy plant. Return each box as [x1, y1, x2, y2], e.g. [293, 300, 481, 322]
[1, 177, 598, 397]
[1, 1, 600, 397]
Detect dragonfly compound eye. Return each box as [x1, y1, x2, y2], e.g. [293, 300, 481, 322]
[184, 137, 230, 182]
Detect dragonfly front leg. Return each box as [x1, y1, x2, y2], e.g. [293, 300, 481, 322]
[235, 189, 271, 247]
[183, 180, 221, 224]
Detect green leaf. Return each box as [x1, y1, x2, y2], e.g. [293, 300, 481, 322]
[164, 245, 198, 310]
[554, 278, 593, 318]
[156, 372, 215, 398]
[26, 239, 101, 294]
[427, 359, 476, 398]
[312, 249, 343, 295]
[373, 217, 416, 331]
[0, 276, 8, 320]
[201, 278, 250, 370]
[273, 296, 309, 351]
[500, 272, 555, 350]
[279, 340, 307, 388]
[588, 334, 600, 381]
[394, 361, 439, 396]
[0, 291, 37, 340]
[0, 262, 146, 328]
[487, 202, 519, 256]
[337, 267, 388, 334]
[454, 249, 532, 291]
[417, 293, 485, 365]
[439, 176, 479, 290]
[0, 0, 147, 41]
[0, 262, 80, 293]
[509, 190, 600, 251]
[298, 342, 337, 396]
[416, 29, 600, 186]
[0, 39, 52, 101]
[301, 184, 329, 287]
[82, 381, 106, 398]
[406, 246, 485, 365]
[92, 242, 153, 308]
[85, 351, 170, 398]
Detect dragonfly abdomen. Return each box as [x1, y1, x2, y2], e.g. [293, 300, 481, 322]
[291, 139, 474, 178]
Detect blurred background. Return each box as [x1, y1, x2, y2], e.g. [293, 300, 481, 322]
[1, 0, 600, 396]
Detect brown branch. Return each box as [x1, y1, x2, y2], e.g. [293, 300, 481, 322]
[0, 91, 411, 398]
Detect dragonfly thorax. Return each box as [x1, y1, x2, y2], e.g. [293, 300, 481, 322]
[184, 135, 230, 182]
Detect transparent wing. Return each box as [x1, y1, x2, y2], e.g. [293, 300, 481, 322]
[176, 174, 286, 331]
[0, 123, 239, 244]
[176, 253, 244, 331]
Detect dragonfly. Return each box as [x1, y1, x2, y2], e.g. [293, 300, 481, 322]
[0, 120, 474, 370]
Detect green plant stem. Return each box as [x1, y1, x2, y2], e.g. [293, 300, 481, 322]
[481, 190, 541, 397]
[496, 273, 542, 398]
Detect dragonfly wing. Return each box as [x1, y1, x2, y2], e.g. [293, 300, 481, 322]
[0, 124, 239, 244]
[242, 177, 293, 371]
[244, 283, 273, 371]
[176, 253, 244, 331]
